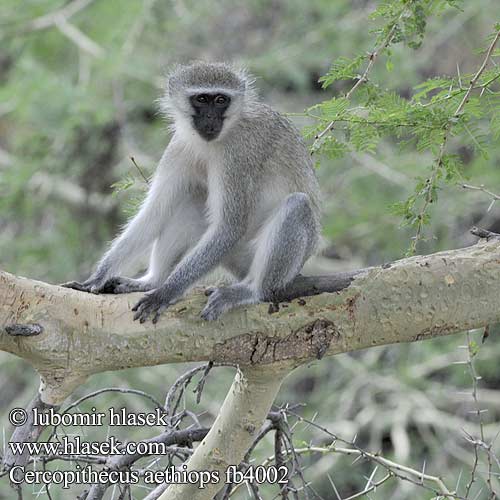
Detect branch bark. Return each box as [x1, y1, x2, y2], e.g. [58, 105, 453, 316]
[1, 236, 500, 405]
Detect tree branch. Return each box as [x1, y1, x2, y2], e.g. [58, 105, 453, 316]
[1, 237, 500, 405]
[1, 235, 500, 499]
[159, 365, 289, 500]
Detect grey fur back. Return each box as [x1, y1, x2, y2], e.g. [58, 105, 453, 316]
[227, 102, 322, 225]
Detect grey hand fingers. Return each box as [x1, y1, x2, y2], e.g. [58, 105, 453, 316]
[200, 307, 212, 320]
[132, 297, 153, 322]
[137, 303, 158, 323]
[132, 295, 170, 323]
[131, 297, 146, 312]
[201, 307, 221, 321]
[201, 298, 222, 321]
[152, 304, 168, 324]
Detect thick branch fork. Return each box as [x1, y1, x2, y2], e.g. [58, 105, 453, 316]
[1, 238, 500, 404]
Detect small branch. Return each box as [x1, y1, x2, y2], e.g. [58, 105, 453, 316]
[344, 473, 392, 500]
[54, 18, 105, 58]
[144, 484, 168, 500]
[4, 323, 44, 337]
[345, 21, 400, 102]
[47, 387, 164, 444]
[24, 0, 97, 31]
[313, 12, 405, 147]
[130, 157, 150, 185]
[283, 414, 455, 498]
[463, 184, 500, 212]
[164, 363, 214, 422]
[221, 409, 299, 498]
[455, 30, 500, 115]
[464, 331, 496, 499]
[85, 427, 210, 500]
[16, 0, 105, 59]
[410, 28, 500, 254]
[1, 391, 60, 472]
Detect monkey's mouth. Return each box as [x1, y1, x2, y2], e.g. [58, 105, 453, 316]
[192, 117, 224, 141]
[199, 129, 221, 141]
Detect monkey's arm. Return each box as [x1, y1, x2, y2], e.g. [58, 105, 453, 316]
[63, 147, 182, 293]
[132, 174, 249, 323]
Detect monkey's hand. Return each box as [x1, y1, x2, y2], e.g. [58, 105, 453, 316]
[201, 287, 228, 321]
[132, 287, 180, 324]
[61, 275, 108, 294]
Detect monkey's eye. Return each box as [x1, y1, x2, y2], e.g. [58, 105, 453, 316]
[196, 95, 209, 104]
[214, 95, 229, 106]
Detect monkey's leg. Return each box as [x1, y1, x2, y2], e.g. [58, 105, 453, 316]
[252, 192, 318, 296]
[103, 198, 207, 294]
[202, 193, 318, 320]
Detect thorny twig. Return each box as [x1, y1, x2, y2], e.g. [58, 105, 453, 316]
[11, 0, 105, 58]
[164, 362, 217, 426]
[130, 156, 150, 185]
[48, 387, 164, 442]
[283, 410, 458, 499]
[464, 331, 497, 499]
[313, 10, 406, 149]
[462, 184, 500, 212]
[410, 29, 500, 254]
[22, 0, 97, 31]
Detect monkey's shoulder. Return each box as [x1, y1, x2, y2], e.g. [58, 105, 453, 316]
[242, 103, 299, 135]
[231, 104, 310, 163]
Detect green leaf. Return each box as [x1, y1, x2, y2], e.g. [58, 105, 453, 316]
[319, 55, 365, 89]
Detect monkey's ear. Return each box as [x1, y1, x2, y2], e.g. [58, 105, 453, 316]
[156, 67, 181, 121]
[158, 62, 198, 120]
[233, 64, 258, 101]
[163, 63, 183, 89]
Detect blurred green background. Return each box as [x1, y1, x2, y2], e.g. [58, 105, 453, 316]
[0, 0, 499, 498]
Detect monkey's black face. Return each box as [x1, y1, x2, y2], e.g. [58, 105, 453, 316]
[189, 93, 231, 141]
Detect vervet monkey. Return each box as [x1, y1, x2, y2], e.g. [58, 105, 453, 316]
[64, 62, 321, 323]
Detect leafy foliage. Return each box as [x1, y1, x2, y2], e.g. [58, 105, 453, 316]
[308, 0, 500, 254]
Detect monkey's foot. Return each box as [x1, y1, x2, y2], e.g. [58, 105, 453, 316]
[60, 280, 89, 292]
[132, 288, 179, 324]
[60, 276, 108, 294]
[101, 277, 154, 294]
[201, 284, 257, 321]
